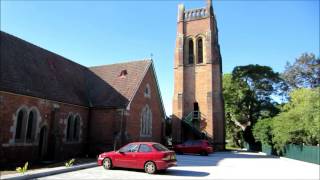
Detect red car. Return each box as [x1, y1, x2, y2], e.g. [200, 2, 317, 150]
[97, 142, 177, 174]
[173, 140, 213, 156]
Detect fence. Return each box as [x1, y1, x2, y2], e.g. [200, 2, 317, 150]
[261, 144, 319, 165]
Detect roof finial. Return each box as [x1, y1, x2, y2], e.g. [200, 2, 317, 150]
[150, 53, 153, 60]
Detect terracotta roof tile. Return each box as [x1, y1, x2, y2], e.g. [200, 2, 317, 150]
[89, 60, 151, 103]
[0, 31, 149, 108]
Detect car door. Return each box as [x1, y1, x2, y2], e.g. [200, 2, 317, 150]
[135, 144, 153, 169]
[192, 140, 202, 153]
[183, 140, 193, 153]
[116, 144, 139, 168]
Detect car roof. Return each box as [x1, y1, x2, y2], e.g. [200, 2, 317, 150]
[129, 142, 159, 145]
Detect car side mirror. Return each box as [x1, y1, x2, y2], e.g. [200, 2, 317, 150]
[118, 150, 125, 154]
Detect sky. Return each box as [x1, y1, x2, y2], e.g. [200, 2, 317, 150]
[1, 0, 319, 115]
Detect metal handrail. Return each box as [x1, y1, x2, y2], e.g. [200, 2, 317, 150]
[182, 111, 212, 139]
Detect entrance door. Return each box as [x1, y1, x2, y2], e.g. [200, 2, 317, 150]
[193, 102, 200, 129]
[193, 102, 199, 112]
[38, 126, 48, 160]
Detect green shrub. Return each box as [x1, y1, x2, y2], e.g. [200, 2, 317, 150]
[253, 118, 273, 145]
[16, 162, 28, 174]
[267, 88, 319, 153]
[65, 158, 75, 167]
[253, 88, 320, 154]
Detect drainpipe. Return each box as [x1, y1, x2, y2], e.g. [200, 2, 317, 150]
[120, 108, 125, 147]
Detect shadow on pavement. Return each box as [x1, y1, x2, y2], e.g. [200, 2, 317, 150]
[109, 167, 209, 177]
[177, 151, 279, 167]
[163, 169, 209, 177]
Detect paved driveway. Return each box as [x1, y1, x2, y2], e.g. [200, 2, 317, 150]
[40, 151, 319, 179]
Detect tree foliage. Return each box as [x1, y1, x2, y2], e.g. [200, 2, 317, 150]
[271, 88, 320, 152]
[223, 65, 285, 149]
[223, 74, 245, 147]
[224, 53, 319, 152]
[252, 118, 273, 146]
[231, 65, 286, 124]
[282, 53, 320, 89]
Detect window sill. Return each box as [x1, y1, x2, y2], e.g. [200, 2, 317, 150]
[64, 140, 81, 144]
[140, 134, 152, 138]
[2, 142, 37, 147]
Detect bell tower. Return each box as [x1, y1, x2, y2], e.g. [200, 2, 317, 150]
[172, 0, 225, 150]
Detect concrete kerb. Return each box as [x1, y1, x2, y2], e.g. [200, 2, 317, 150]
[1, 162, 97, 180]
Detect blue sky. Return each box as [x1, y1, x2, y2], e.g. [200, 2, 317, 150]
[1, 0, 319, 115]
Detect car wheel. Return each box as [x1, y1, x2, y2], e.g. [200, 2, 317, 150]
[158, 169, 167, 174]
[103, 158, 112, 170]
[200, 151, 208, 156]
[176, 151, 183, 155]
[144, 161, 156, 174]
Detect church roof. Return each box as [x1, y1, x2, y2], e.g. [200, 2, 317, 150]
[89, 60, 152, 105]
[0, 31, 152, 108]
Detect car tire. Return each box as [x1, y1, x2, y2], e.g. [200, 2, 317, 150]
[103, 158, 112, 170]
[144, 161, 156, 174]
[200, 151, 208, 156]
[158, 169, 167, 174]
[176, 151, 183, 155]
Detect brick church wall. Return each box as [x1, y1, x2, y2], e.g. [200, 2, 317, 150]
[0, 91, 89, 165]
[88, 108, 121, 155]
[172, 1, 225, 149]
[126, 68, 164, 144]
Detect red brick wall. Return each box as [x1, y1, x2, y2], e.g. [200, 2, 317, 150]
[126, 66, 165, 144]
[0, 64, 167, 164]
[88, 108, 122, 155]
[172, 7, 225, 149]
[0, 91, 89, 165]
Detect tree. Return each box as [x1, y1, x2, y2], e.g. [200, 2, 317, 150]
[271, 88, 320, 153]
[223, 65, 286, 150]
[223, 74, 245, 147]
[253, 118, 273, 146]
[282, 53, 320, 89]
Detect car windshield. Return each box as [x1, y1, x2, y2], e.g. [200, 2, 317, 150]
[184, 140, 193, 145]
[119, 144, 139, 152]
[153, 143, 169, 151]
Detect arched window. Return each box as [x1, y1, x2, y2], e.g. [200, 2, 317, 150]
[140, 105, 152, 137]
[144, 84, 151, 98]
[15, 110, 26, 140]
[73, 115, 80, 140]
[66, 114, 81, 142]
[26, 110, 37, 141]
[188, 39, 194, 64]
[66, 116, 73, 141]
[197, 38, 203, 63]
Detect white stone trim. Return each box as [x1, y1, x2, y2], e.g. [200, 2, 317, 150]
[63, 112, 82, 144]
[27, 106, 41, 142]
[5, 105, 42, 147]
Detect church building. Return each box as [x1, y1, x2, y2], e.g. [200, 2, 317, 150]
[172, 0, 225, 150]
[0, 31, 166, 166]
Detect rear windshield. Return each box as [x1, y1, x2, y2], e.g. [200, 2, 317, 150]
[203, 141, 209, 145]
[152, 143, 169, 151]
